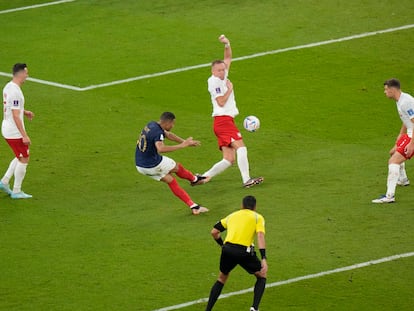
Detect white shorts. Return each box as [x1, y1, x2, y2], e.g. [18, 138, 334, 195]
[136, 156, 176, 181]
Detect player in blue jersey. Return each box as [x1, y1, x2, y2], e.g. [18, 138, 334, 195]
[135, 112, 208, 215]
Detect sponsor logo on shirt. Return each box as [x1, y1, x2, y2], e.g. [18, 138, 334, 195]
[407, 108, 414, 117]
[13, 100, 19, 107]
[215, 87, 221, 94]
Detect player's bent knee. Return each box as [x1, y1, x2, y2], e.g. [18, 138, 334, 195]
[19, 157, 29, 164]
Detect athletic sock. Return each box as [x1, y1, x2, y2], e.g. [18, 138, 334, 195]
[386, 163, 400, 198]
[13, 161, 28, 193]
[2, 158, 18, 184]
[236, 146, 250, 183]
[167, 178, 195, 207]
[206, 281, 224, 311]
[176, 163, 196, 182]
[399, 162, 408, 181]
[252, 277, 267, 310]
[204, 159, 232, 178]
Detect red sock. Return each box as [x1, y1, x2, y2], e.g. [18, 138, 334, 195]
[168, 178, 195, 207]
[176, 163, 195, 182]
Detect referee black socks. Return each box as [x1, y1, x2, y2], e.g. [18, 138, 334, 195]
[252, 277, 267, 310]
[205, 281, 224, 311]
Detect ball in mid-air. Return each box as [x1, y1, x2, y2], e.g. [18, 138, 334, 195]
[243, 116, 260, 132]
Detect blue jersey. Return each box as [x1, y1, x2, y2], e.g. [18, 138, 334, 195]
[135, 121, 165, 168]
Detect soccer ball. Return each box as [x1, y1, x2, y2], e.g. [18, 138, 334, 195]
[243, 116, 260, 132]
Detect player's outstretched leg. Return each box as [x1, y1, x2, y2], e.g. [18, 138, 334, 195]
[165, 177, 208, 214]
[174, 163, 207, 186]
[203, 159, 232, 181]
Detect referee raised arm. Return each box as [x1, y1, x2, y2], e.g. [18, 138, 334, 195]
[206, 195, 268, 311]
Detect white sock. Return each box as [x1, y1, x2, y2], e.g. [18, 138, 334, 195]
[236, 147, 250, 183]
[386, 163, 400, 198]
[399, 162, 408, 181]
[2, 158, 19, 184]
[13, 162, 28, 193]
[204, 159, 232, 178]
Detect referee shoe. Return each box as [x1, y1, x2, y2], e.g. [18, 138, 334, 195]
[243, 177, 264, 188]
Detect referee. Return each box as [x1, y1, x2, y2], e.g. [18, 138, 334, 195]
[206, 195, 268, 311]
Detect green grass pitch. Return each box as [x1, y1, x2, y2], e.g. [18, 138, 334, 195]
[0, 1, 413, 310]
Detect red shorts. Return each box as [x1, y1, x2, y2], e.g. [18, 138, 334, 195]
[5, 138, 30, 158]
[213, 116, 243, 149]
[396, 134, 412, 159]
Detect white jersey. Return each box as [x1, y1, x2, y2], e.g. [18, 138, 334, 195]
[2, 81, 25, 139]
[396, 92, 414, 138]
[208, 71, 239, 118]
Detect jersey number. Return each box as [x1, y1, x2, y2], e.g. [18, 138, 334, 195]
[137, 134, 147, 152]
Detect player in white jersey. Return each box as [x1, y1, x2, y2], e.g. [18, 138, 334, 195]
[372, 78, 414, 203]
[202, 35, 263, 188]
[0, 63, 34, 199]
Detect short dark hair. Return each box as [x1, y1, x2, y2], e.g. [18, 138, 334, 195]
[13, 63, 27, 76]
[160, 112, 176, 122]
[211, 60, 225, 67]
[242, 195, 257, 210]
[384, 78, 400, 89]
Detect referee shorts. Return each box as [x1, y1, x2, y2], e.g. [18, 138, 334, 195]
[219, 243, 262, 275]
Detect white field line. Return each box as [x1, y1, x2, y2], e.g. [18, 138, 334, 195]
[0, 0, 75, 15]
[0, 72, 82, 91]
[80, 23, 414, 91]
[0, 23, 413, 91]
[152, 251, 414, 311]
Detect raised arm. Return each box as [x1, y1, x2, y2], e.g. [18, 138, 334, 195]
[219, 34, 232, 71]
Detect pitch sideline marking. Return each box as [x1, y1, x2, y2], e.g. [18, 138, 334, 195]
[82, 23, 414, 91]
[0, 23, 413, 91]
[0, 0, 75, 15]
[152, 251, 414, 311]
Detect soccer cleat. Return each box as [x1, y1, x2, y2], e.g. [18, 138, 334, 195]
[397, 178, 410, 186]
[0, 181, 12, 195]
[250, 308, 258, 311]
[191, 205, 209, 215]
[243, 177, 264, 188]
[371, 195, 395, 204]
[11, 191, 33, 199]
[191, 175, 208, 186]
